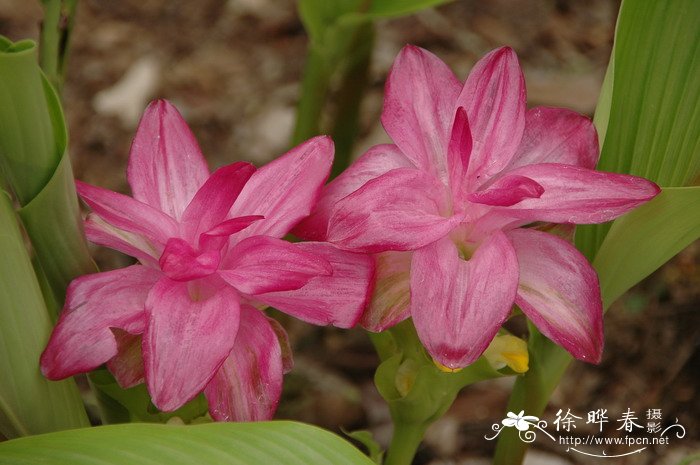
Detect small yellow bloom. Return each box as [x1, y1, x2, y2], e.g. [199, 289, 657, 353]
[484, 334, 529, 373]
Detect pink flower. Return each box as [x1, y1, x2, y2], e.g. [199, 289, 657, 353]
[295, 46, 660, 370]
[41, 100, 374, 420]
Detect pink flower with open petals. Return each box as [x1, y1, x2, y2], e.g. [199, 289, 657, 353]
[41, 100, 374, 421]
[296, 46, 660, 370]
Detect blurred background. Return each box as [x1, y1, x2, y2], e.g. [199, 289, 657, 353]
[1, 1, 698, 463]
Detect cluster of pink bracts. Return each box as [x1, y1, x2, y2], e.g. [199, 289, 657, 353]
[40, 46, 659, 422]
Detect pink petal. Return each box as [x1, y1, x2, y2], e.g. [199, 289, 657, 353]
[293, 144, 414, 241]
[509, 107, 599, 170]
[327, 168, 459, 253]
[159, 238, 220, 281]
[456, 47, 526, 189]
[254, 242, 374, 328]
[84, 215, 160, 266]
[181, 162, 256, 243]
[127, 100, 210, 220]
[265, 317, 294, 374]
[219, 236, 332, 295]
[411, 232, 519, 369]
[360, 251, 412, 332]
[508, 229, 603, 363]
[468, 175, 544, 206]
[495, 163, 661, 223]
[40, 266, 159, 380]
[204, 305, 283, 422]
[228, 136, 333, 242]
[381, 45, 462, 183]
[77, 181, 178, 250]
[107, 330, 145, 389]
[199, 215, 264, 251]
[144, 278, 240, 412]
[447, 107, 473, 202]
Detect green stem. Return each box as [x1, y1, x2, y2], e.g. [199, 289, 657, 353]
[384, 420, 428, 465]
[329, 23, 374, 178]
[292, 46, 332, 145]
[39, 0, 61, 89]
[40, 0, 78, 92]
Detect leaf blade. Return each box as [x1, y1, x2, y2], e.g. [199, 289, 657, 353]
[0, 422, 376, 465]
[594, 187, 700, 308]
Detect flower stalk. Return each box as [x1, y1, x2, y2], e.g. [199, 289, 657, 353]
[374, 320, 506, 464]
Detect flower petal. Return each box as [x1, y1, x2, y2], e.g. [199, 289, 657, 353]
[360, 251, 412, 332]
[411, 232, 519, 369]
[219, 236, 332, 295]
[293, 144, 414, 241]
[84, 215, 160, 266]
[181, 162, 256, 242]
[228, 136, 333, 241]
[199, 215, 264, 251]
[327, 168, 459, 253]
[107, 330, 145, 389]
[447, 107, 473, 202]
[456, 47, 526, 188]
[127, 100, 210, 220]
[468, 174, 544, 207]
[254, 242, 374, 328]
[265, 316, 294, 374]
[204, 305, 283, 422]
[509, 107, 599, 170]
[40, 266, 159, 380]
[381, 45, 462, 183]
[159, 238, 220, 281]
[507, 228, 603, 363]
[495, 163, 661, 223]
[144, 278, 240, 412]
[77, 181, 178, 249]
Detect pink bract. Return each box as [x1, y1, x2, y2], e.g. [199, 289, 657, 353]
[296, 46, 660, 369]
[41, 100, 374, 420]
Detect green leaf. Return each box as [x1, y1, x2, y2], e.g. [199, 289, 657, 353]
[594, 187, 700, 308]
[343, 429, 384, 464]
[0, 192, 89, 438]
[0, 422, 376, 465]
[599, 0, 700, 186]
[18, 150, 97, 313]
[576, 0, 700, 259]
[0, 36, 95, 310]
[0, 37, 59, 205]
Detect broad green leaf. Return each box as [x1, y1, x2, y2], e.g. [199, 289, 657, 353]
[576, 0, 700, 259]
[0, 422, 376, 465]
[599, 0, 700, 186]
[0, 37, 58, 205]
[0, 37, 95, 309]
[594, 187, 700, 308]
[0, 193, 89, 438]
[592, 52, 614, 150]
